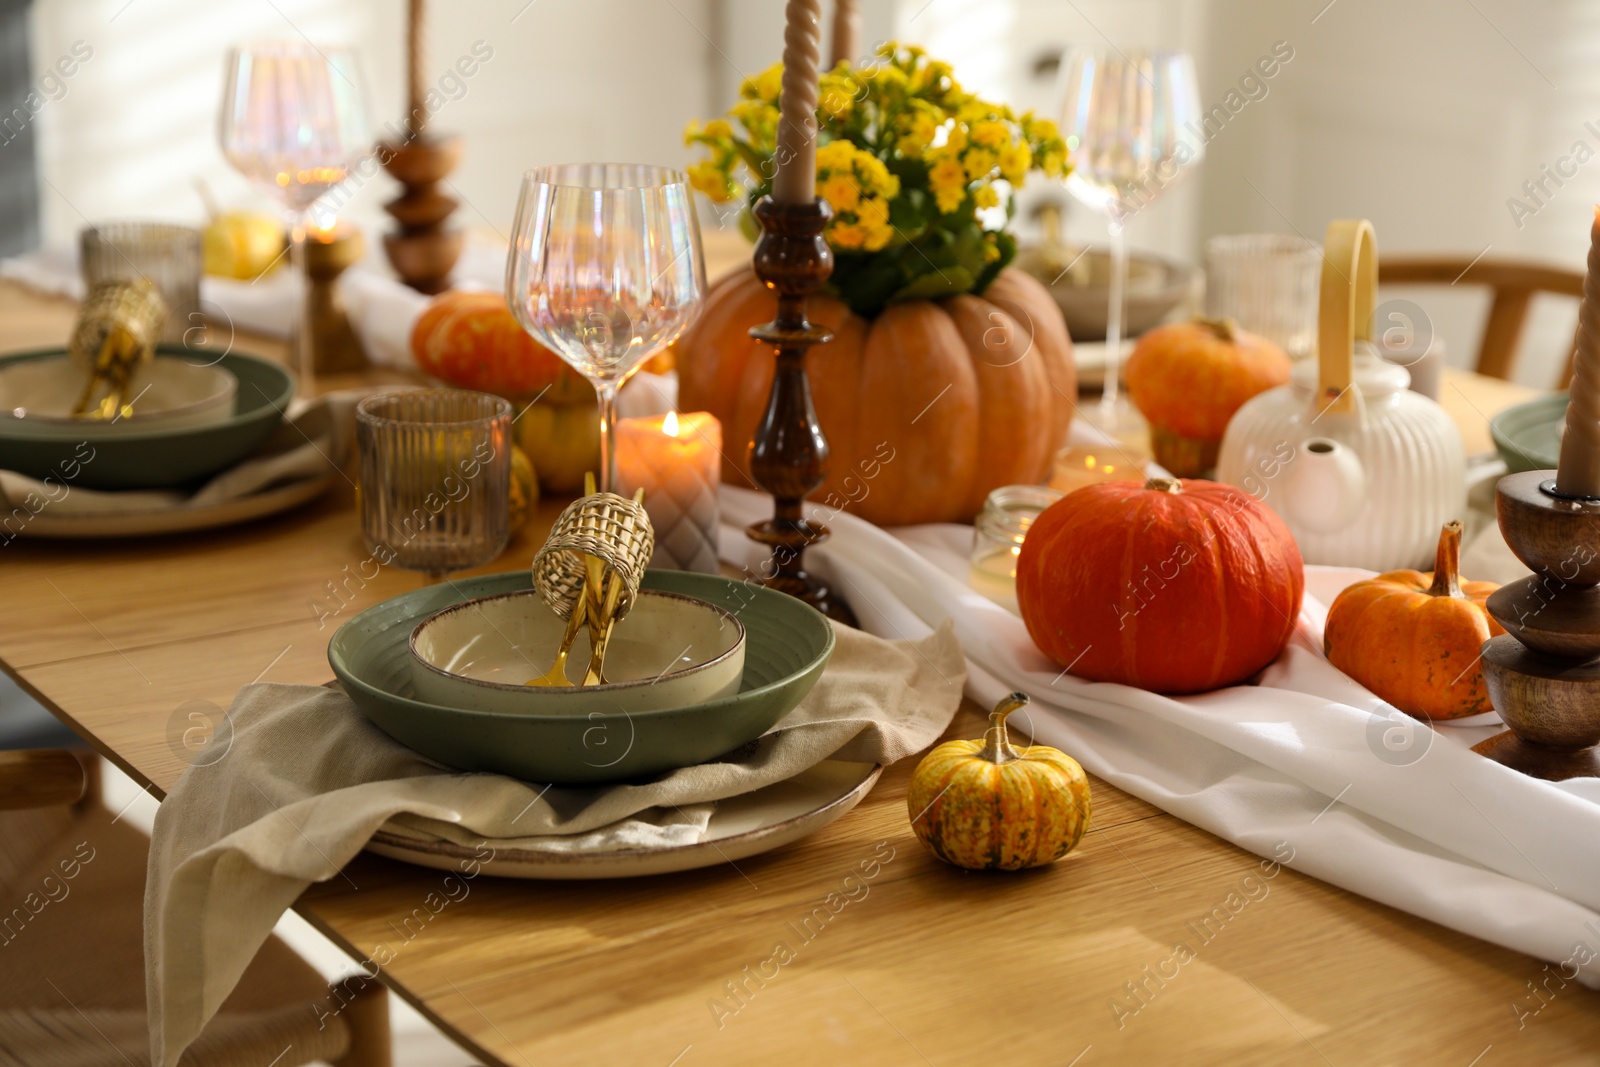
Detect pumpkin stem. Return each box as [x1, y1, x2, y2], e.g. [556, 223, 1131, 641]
[1195, 315, 1240, 344]
[1428, 520, 1465, 598]
[1144, 476, 1182, 494]
[981, 692, 1029, 765]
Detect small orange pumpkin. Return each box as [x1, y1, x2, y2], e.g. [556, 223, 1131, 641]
[1125, 317, 1291, 476]
[1324, 520, 1505, 720]
[410, 291, 593, 405]
[1016, 476, 1305, 694]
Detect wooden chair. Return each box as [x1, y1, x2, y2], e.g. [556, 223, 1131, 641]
[0, 749, 392, 1067]
[1378, 256, 1584, 386]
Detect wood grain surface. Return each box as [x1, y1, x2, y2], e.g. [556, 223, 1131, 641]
[3, 276, 1597, 1066]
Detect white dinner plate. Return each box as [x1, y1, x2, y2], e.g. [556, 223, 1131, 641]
[364, 759, 882, 879]
[9, 470, 335, 539]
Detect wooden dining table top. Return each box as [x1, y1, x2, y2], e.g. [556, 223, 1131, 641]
[2, 273, 1598, 1067]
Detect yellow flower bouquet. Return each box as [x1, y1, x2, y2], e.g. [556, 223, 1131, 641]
[685, 42, 1068, 318]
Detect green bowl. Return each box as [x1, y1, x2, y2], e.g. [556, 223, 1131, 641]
[0, 346, 295, 489]
[1491, 392, 1566, 474]
[328, 569, 835, 785]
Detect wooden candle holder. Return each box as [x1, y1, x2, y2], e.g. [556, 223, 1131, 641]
[378, 133, 463, 295]
[304, 227, 367, 375]
[1474, 470, 1600, 780]
[745, 195, 855, 625]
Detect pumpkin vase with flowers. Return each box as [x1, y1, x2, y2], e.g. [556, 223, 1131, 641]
[677, 43, 1078, 525]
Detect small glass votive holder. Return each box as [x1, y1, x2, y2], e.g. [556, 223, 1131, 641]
[356, 390, 513, 582]
[1204, 233, 1321, 360]
[1049, 444, 1143, 495]
[969, 484, 1064, 612]
[80, 222, 203, 344]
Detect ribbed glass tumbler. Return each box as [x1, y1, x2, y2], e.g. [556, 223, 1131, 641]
[356, 390, 512, 582]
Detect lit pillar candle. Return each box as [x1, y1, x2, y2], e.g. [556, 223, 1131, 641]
[772, 0, 822, 205]
[1556, 207, 1600, 498]
[615, 411, 723, 573]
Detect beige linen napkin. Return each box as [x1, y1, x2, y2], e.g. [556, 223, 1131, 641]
[0, 389, 379, 516]
[145, 620, 965, 1067]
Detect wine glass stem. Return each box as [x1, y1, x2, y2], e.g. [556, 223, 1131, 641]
[1101, 220, 1127, 418]
[288, 210, 316, 399]
[596, 381, 619, 494]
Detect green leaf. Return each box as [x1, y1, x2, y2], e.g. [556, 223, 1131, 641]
[889, 266, 975, 303]
[973, 232, 1016, 293]
[833, 253, 905, 318]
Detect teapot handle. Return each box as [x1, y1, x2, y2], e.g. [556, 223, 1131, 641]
[1316, 219, 1377, 418]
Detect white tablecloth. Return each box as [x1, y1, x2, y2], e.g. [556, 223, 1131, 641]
[709, 484, 1600, 986]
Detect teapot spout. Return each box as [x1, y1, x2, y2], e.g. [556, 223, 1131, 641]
[1281, 437, 1367, 534]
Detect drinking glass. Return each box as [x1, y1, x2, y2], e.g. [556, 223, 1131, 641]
[1058, 48, 1203, 444]
[356, 390, 512, 583]
[219, 42, 371, 395]
[1205, 233, 1322, 360]
[506, 164, 706, 492]
[80, 222, 202, 343]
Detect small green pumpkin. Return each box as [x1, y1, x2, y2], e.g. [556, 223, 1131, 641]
[907, 692, 1091, 870]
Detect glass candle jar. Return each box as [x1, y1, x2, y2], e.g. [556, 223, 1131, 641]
[969, 484, 1064, 611]
[1049, 444, 1143, 495]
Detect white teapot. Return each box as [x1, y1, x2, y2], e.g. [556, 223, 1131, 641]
[1215, 219, 1465, 571]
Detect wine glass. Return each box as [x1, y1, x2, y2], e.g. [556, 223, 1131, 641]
[219, 42, 371, 395]
[507, 164, 706, 492]
[1058, 48, 1203, 447]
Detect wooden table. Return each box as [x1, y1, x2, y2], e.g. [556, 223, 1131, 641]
[3, 278, 1598, 1066]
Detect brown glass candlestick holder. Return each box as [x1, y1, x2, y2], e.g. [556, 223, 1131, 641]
[1474, 470, 1600, 780]
[745, 195, 855, 625]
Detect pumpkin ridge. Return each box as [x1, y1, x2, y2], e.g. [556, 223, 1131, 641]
[1033, 766, 1057, 864]
[1180, 487, 1232, 690]
[1117, 493, 1146, 676]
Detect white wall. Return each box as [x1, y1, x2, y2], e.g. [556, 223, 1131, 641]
[1198, 0, 1594, 386]
[23, 0, 1600, 386]
[27, 0, 715, 241]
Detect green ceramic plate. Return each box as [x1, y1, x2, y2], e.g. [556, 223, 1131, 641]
[1491, 392, 1566, 474]
[0, 346, 295, 489]
[328, 569, 835, 785]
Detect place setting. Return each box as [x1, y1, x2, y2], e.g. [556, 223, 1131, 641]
[5, 2, 1600, 1066]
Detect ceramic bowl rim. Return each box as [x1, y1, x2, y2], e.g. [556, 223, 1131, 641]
[329, 572, 835, 724]
[407, 588, 747, 697]
[0, 347, 294, 444]
[1490, 392, 1566, 468]
[0, 353, 237, 428]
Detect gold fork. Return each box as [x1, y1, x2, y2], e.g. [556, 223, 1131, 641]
[523, 586, 587, 687]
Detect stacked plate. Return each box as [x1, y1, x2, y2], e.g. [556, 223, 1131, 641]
[329, 568, 836, 785]
[0, 345, 295, 489]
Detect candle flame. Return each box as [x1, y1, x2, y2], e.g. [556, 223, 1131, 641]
[1083, 454, 1096, 469]
[663, 410, 680, 437]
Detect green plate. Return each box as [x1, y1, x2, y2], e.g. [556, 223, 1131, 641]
[328, 569, 835, 785]
[1491, 392, 1566, 474]
[0, 346, 295, 489]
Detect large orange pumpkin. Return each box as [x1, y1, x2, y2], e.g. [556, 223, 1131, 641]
[1324, 520, 1505, 720]
[1015, 476, 1305, 694]
[1125, 317, 1291, 477]
[411, 291, 592, 405]
[676, 266, 1076, 525]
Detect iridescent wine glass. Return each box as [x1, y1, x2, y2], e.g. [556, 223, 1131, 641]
[219, 42, 371, 395]
[1059, 48, 1203, 447]
[506, 164, 706, 492]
